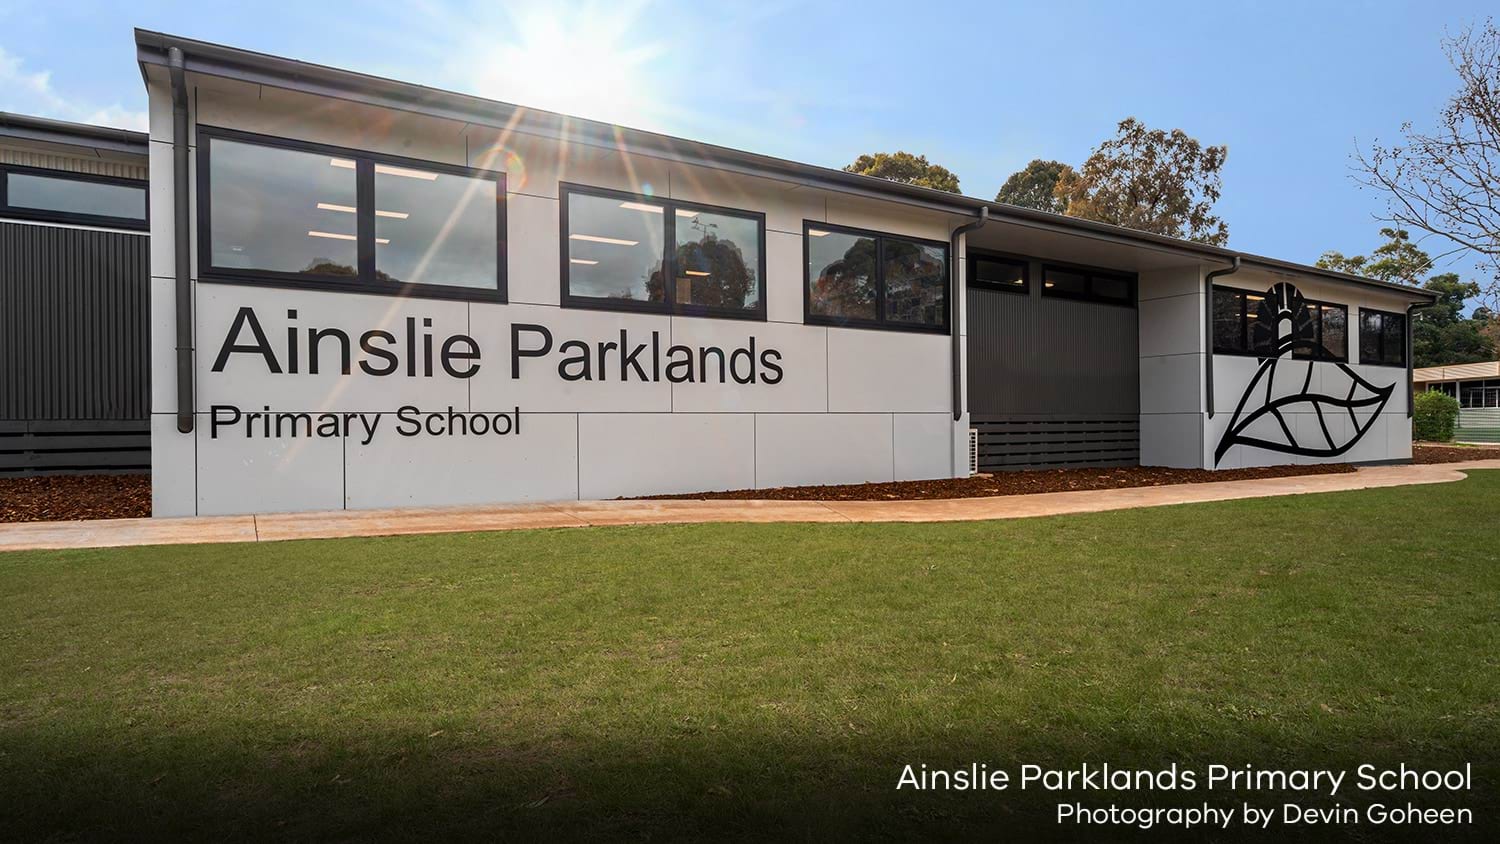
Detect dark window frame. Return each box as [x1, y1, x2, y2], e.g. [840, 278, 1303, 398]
[559, 182, 767, 322]
[802, 220, 951, 335]
[1292, 298, 1349, 362]
[1359, 307, 1408, 368]
[1212, 285, 1349, 362]
[1040, 261, 1137, 308]
[1213, 286, 1260, 358]
[967, 250, 1030, 295]
[0, 163, 148, 231]
[197, 125, 507, 304]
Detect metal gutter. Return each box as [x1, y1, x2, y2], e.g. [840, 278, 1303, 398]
[1203, 257, 1241, 419]
[0, 111, 148, 156]
[169, 47, 193, 434]
[950, 208, 989, 422]
[132, 28, 1439, 304]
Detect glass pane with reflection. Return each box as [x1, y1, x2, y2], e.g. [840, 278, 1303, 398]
[375, 164, 497, 289]
[883, 239, 946, 326]
[1320, 305, 1347, 361]
[673, 209, 760, 310]
[566, 191, 665, 301]
[807, 229, 876, 321]
[7, 173, 145, 220]
[209, 138, 357, 276]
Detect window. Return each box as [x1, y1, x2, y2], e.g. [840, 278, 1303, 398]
[199, 128, 504, 301]
[1292, 301, 1348, 362]
[805, 222, 949, 332]
[562, 184, 764, 320]
[970, 255, 1028, 293]
[1040, 264, 1135, 306]
[0, 165, 146, 229]
[1359, 309, 1407, 367]
[1213, 287, 1273, 357]
[1213, 287, 1346, 361]
[1459, 380, 1500, 408]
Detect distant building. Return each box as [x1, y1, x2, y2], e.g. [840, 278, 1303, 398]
[0, 113, 149, 474]
[1414, 362, 1500, 443]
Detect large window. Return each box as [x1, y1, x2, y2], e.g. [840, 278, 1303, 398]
[562, 184, 764, 320]
[1213, 287, 1347, 361]
[1041, 264, 1135, 306]
[0, 165, 146, 229]
[805, 222, 949, 332]
[199, 128, 504, 301]
[1359, 308, 1407, 367]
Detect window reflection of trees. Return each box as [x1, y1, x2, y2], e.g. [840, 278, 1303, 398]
[810, 235, 877, 320]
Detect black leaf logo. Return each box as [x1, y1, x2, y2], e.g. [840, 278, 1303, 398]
[1213, 283, 1396, 466]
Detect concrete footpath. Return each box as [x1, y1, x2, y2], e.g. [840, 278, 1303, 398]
[3, 461, 1498, 553]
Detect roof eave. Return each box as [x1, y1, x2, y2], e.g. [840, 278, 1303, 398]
[133, 28, 1436, 303]
[0, 111, 148, 157]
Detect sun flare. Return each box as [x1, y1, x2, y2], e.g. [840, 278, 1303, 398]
[457, 5, 667, 130]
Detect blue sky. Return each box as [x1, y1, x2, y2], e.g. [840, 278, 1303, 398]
[0, 0, 1490, 276]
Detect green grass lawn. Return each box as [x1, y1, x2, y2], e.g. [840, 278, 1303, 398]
[3, 474, 1499, 841]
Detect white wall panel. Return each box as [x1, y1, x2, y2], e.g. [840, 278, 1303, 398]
[893, 413, 951, 481]
[827, 328, 949, 413]
[344, 412, 578, 508]
[578, 413, 754, 498]
[825, 195, 953, 242]
[148, 139, 195, 284]
[202, 86, 469, 168]
[555, 141, 672, 202]
[195, 412, 345, 515]
[755, 413, 893, 488]
[505, 193, 560, 306]
[195, 285, 472, 413]
[669, 319, 827, 413]
[667, 164, 825, 235]
[1138, 265, 1203, 302]
[1140, 412, 1203, 469]
[765, 229, 805, 325]
[468, 302, 672, 413]
[1141, 353, 1202, 415]
[1139, 292, 1202, 359]
[150, 277, 189, 415]
[150, 414, 196, 517]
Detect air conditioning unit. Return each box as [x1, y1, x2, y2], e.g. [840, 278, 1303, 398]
[968, 428, 979, 476]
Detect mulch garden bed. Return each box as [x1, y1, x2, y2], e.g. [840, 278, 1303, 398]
[3, 445, 1493, 524]
[1412, 443, 1500, 463]
[638, 463, 1359, 502]
[0, 474, 151, 523]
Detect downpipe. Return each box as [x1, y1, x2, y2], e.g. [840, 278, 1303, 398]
[170, 47, 193, 434]
[1203, 256, 1240, 418]
[950, 207, 988, 422]
[1405, 301, 1433, 420]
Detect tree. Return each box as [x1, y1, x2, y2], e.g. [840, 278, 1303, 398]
[1357, 20, 1500, 301]
[843, 151, 961, 193]
[994, 159, 1074, 213]
[1053, 118, 1230, 246]
[1413, 272, 1495, 366]
[1315, 228, 1433, 286]
[1319, 228, 1496, 366]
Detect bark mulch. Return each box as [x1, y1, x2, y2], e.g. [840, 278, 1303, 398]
[637, 463, 1358, 502]
[1412, 443, 1500, 463]
[0, 474, 151, 523]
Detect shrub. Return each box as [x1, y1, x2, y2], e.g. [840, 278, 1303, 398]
[1414, 390, 1460, 442]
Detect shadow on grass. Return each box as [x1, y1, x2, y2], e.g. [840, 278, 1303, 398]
[3, 724, 1494, 841]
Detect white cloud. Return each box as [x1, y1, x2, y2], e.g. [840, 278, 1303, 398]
[0, 45, 147, 131]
